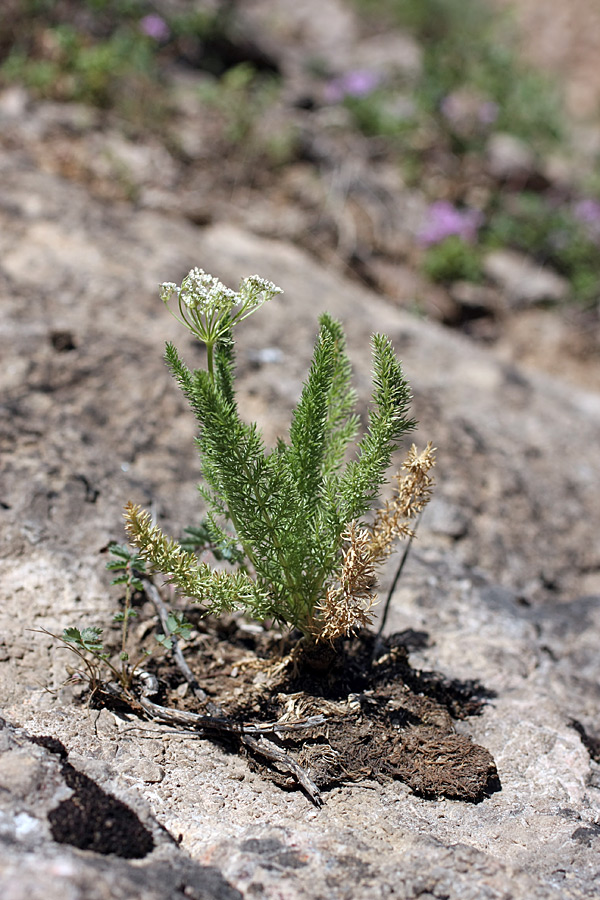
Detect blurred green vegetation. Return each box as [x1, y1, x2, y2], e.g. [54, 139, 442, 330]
[421, 236, 483, 285]
[484, 194, 600, 304]
[350, 0, 563, 148]
[198, 61, 284, 147]
[1, 0, 598, 309]
[0, 0, 288, 151]
[2, 24, 156, 106]
[0, 0, 235, 120]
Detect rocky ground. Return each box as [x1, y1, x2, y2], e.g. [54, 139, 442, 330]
[1, 1, 600, 898]
[1, 145, 600, 898]
[2, 0, 599, 391]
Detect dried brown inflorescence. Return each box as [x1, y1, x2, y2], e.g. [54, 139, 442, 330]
[369, 441, 436, 560]
[313, 521, 379, 644]
[313, 443, 436, 644]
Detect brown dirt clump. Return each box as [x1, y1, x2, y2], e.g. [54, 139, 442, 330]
[93, 618, 499, 805]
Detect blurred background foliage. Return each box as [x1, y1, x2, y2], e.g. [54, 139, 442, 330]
[1, 0, 599, 315]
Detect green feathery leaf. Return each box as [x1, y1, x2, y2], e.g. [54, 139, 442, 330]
[124, 502, 269, 618]
[338, 333, 415, 523]
[165, 341, 193, 397]
[319, 313, 359, 480]
[286, 320, 336, 508]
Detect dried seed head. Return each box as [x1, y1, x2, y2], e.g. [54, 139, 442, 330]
[369, 442, 436, 561]
[313, 444, 435, 643]
[313, 521, 378, 644]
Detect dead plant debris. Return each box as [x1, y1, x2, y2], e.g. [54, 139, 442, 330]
[90, 616, 500, 806]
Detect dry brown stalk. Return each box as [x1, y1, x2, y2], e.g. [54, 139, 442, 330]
[313, 443, 436, 644]
[313, 521, 378, 643]
[368, 441, 436, 562]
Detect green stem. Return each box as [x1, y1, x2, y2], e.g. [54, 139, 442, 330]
[206, 342, 215, 381]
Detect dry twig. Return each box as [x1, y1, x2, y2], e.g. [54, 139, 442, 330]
[137, 695, 324, 806]
[241, 733, 323, 807]
[142, 577, 207, 702]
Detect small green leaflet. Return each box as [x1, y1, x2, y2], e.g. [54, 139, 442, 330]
[62, 626, 105, 655]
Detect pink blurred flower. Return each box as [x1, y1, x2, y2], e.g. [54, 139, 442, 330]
[573, 198, 600, 243]
[478, 100, 499, 125]
[139, 14, 170, 42]
[324, 69, 381, 103]
[418, 201, 483, 246]
[573, 198, 600, 226]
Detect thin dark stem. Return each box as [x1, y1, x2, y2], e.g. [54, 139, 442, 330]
[375, 513, 421, 641]
[142, 577, 207, 702]
[120, 569, 132, 659]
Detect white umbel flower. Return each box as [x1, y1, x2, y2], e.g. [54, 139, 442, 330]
[160, 267, 284, 377]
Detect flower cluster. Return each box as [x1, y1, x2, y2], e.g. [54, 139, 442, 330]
[164, 268, 237, 315]
[418, 201, 483, 246]
[160, 268, 283, 371]
[238, 274, 285, 314]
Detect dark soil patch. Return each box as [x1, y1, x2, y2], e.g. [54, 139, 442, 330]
[32, 734, 154, 858]
[122, 620, 500, 804]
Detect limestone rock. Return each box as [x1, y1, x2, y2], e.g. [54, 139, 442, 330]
[486, 132, 538, 181]
[0, 150, 599, 899]
[483, 248, 570, 306]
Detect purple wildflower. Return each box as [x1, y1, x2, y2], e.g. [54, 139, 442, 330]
[573, 199, 600, 226]
[418, 201, 483, 246]
[573, 198, 600, 243]
[324, 69, 381, 104]
[139, 14, 170, 42]
[478, 100, 499, 125]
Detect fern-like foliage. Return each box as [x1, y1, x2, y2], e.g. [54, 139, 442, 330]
[337, 333, 416, 524]
[126, 272, 415, 638]
[124, 502, 270, 618]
